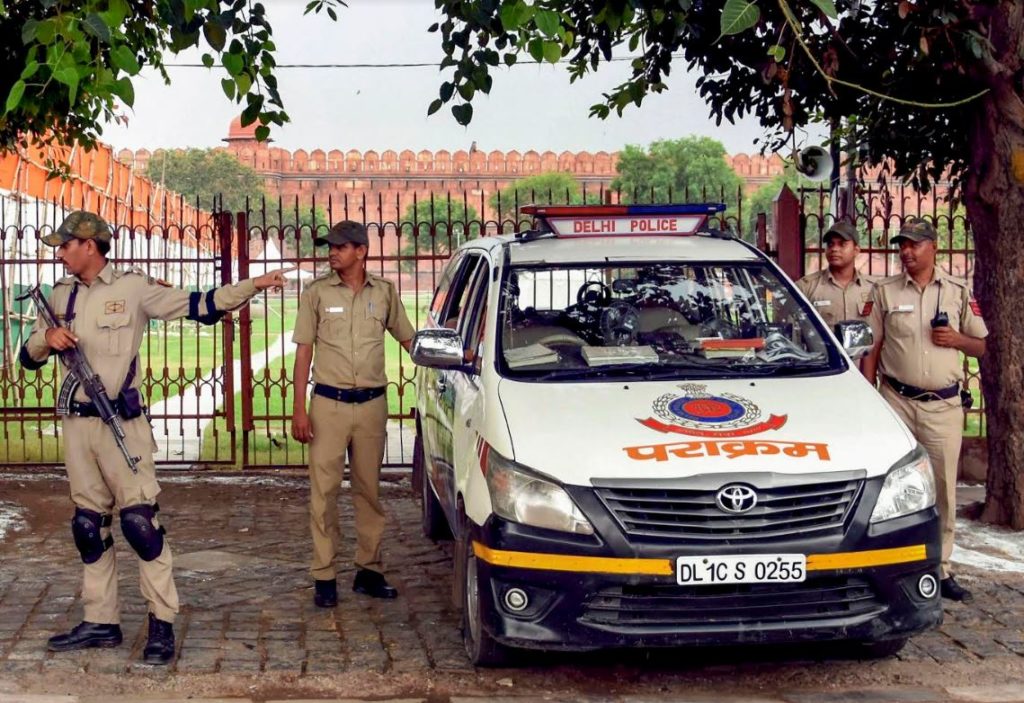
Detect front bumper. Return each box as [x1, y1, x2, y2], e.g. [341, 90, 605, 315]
[469, 507, 943, 651]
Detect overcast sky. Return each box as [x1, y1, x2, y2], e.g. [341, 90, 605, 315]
[100, 0, 789, 156]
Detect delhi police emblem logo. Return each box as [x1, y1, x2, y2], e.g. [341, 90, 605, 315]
[638, 384, 787, 438]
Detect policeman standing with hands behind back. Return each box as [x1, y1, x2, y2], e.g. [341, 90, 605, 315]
[291, 220, 415, 608]
[863, 217, 987, 603]
[19, 211, 292, 664]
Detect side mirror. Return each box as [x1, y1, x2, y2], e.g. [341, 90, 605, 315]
[834, 320, 873, 360]
[411, 328, 466, 368]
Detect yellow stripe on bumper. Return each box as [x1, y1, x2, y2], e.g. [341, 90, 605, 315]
[472, 542, 928, 576]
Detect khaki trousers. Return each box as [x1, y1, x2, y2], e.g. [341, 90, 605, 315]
[880, 383, 963, 578]
[307, 393, 389, 580]
[63, 415, 179, 624]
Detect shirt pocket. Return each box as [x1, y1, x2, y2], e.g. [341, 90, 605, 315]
[360, 303, 387, 337]
[96, 312, 133, 355]
[319, 309, 349, 339]
[887, 307, 918, 338]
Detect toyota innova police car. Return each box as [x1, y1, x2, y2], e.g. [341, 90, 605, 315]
[410, 204, 941, 665]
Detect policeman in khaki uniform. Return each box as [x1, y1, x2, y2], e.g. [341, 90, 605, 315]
[863, 217, 987, 603]
[20, 212, 290, 664]
[291, 221, 415, 607]
[795, 220, 877, 328]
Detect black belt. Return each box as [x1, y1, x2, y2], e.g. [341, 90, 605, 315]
[313, 383, 386, 404]
[68, 398, 124, 418]
[884, 375, 959, 402]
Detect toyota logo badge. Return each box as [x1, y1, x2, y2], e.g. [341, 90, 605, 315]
[715, 484, 758, 514]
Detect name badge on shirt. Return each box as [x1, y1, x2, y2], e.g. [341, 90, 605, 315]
[325, 306, 345, 313]
[813, 300, 832, 308]
[894, 304, 915, 313]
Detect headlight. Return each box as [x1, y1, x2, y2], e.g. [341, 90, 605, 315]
[870, 445, 936, 523]
[486, 450, 594, 535]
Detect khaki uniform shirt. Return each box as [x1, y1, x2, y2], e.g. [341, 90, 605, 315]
[867, 269, 987, 389]
[292, 273, 415, 388]
[24, 263, 259, 401]
[795, 268, 877, 328]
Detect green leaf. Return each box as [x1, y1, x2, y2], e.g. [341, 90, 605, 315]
[499, 1, 525, 29]
[111, 45, 141, 75]
[54, 66, 79, 103]
[427, 98, 443, 115]
[82, 13, 112, 43]
[21, 19, 38, 43]
[542, 41, 561, 64]
[768, 44, 785, 61]
[222, 52, 244, 76]
[0, 1, 6, 16]
[101, 0, 129, 26]
[451, 102, 473, 126]
[807, 0, 838, 19]
[534, 9, 560, 36]
[254, 125, 270, 141]
[202, 53, 215, 68]
[35, 19, 56, 44]
[221, 78, 236, 100]
[527, 37, 544, 62]
[20, 60, 39, 80]
[457, 82, 475, 100]
[439, 81, 454, 101]
[112, 76, 134, 106]
[4, 80, 25, 114]
[719, 0, 760, 37]
[203, 21, 227, 51]
[235, 71, 252, 94]
[503, 52, 517, 67]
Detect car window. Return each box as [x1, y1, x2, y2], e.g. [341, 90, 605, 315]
[459, 262, 490, 368]
[429, 251, 465, 321]
[439, 254, 484, 329]
[498, 260, 842, 381]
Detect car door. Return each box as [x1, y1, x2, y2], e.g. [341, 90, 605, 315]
[424, 253, 487, 522]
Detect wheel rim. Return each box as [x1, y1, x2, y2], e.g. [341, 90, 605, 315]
[465, 550, 481, 647]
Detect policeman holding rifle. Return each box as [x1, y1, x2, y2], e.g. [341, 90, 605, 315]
[19, 211, 291, 664]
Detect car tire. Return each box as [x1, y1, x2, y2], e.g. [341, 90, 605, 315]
[854, 637, 908, 659]
[417, 434, 451, 541]
[460, 526, 512, 667]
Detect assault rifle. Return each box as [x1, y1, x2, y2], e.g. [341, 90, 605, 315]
[16, 285, 140, 474]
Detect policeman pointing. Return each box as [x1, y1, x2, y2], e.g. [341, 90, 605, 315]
[19, 211, 292, 664]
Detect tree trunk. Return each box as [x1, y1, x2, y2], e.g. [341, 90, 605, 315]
[964, 36, 1024, 526]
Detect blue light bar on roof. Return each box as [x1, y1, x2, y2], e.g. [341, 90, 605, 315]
[625, 203, 727, 215]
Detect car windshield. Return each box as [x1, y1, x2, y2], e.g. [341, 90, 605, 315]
[497, 261, 843, 380]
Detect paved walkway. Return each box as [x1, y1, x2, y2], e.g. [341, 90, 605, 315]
[0, 471, 1022, 702]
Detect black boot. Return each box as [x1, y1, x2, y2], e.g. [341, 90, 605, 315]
[314, 578, 338, 608]
[940, 575, 974, 603]
[48, 621, 123, 652]
[352, 568, 398, 599]
[142, 613, 175, 665]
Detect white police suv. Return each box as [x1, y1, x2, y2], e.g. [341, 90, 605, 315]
[410, 204, 941, 665]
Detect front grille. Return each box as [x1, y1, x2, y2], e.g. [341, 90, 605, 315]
[595, 478, 863, 543]
[580, 577, 883, 628]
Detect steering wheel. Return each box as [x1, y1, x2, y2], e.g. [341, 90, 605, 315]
[576, 281, 612, 307]
[699, 317, 741, 339]
[601, 302, 641, 346]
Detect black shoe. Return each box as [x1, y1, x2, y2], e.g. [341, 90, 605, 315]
[314, 578, 338, 608]
[47, 621, 123, 652]
[142, 613, 175, 665]
[941, 576, 974, 603]
[352, 568, 398, 599]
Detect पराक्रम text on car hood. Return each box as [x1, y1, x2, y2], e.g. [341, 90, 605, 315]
[496, 371, 916, 484]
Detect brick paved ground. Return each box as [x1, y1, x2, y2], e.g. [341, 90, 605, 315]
[1, 469, 1023, 702]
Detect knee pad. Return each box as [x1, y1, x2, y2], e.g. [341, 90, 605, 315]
[119, 504, 166, 562]
[71, 508, 113, 564]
